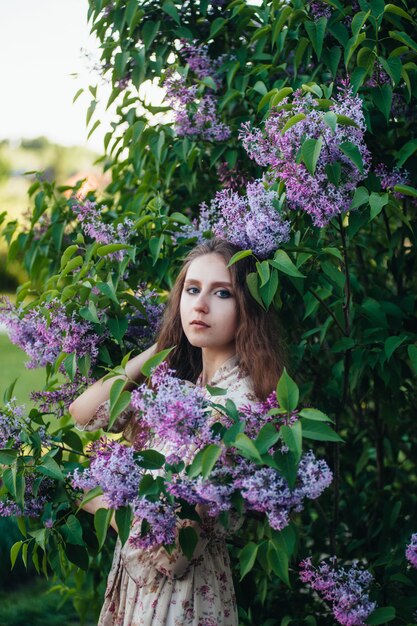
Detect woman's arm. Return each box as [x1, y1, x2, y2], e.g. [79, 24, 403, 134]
[69, 343, 157, 426]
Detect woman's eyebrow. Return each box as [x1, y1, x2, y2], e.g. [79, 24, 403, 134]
[184, 279, 233, 288]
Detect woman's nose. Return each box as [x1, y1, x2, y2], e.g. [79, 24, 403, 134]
[194, 292, 209, 313]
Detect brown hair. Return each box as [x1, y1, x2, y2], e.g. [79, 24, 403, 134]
[155, 238, 286, 400]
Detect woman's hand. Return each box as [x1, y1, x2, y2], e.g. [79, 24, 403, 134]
[78, 492, 118, 532]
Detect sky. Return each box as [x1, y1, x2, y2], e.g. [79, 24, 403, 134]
[0, 0, 109, 152]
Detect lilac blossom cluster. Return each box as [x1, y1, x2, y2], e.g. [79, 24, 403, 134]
[375, 163, 410, 199]
[310, 0, 332, 19]
[365, 62, 391, 88]
[240, 390, 299, 440]
[0, 473, 53, 518]
[300, 557, 376, 626]
[0, 402, 27, 449]
[71, 437, 143, 509]
[31, 374, 90, 418]
[406, 533, 417, 569]
[194, 180, 290, 258]
[0, 297, 102, 370]
[72, 199, 134, 259]
[164, 41, 230, 142]
[131, 363, 211, 462]
[240, 83, 371, 227]
[125, 286, 165, 352]
[217, 161, 249, 192]
[168, 450, 332, 531]
[130, 498, 177, 548]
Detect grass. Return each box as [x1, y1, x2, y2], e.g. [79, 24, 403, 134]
[0, 332, 46, 405]
[0, 578, 89, 626]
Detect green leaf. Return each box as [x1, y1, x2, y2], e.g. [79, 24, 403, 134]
[179, 526, 198, 559]
[369, 192, 389, 220]
[62, 515, 84, 546]
[141, 347, 175, 377]
[239, 542, 258, 579]
[384, 335, 406, 360]
[210, 17, 226, 38]
[396, 139, 417, 167]
[38, 455, 64, 481]
[234, 433, 263, 463]
[305, 17, 327, 60]
[351, 186, 369, 209]
[300, 418, 343, 442]
[94, 508, 113, 550]
[142, 20, 160, 50]
[96, 243, 132, 257]
[162, 0, 180, 24]
[135, 449, 165, 470]
[323, 111, 337, 133]
[269, 87, 293, 107]
[201, 444, 222, 478]
[115, 506, 133, 546]
[227, 249, 252, 267]
[255, 423, 281, 455]
[60, 244, 79, 269]
[270, 250, 305, 278]
[281, 113, 306, 135]
[408, 345, 417, 375]
[268, 541, 290, 585]
[340, 141, 364, 174]
[298, 408, 334, 423]
[10, 541, 23, 569]
[301, 137, 323, 175]
[276, 368, 299, 412]
[274, 451, 298, 487]
[0, 448, 19, 464]
[108, 317, 128, 342]
[64, 352, 77, 381]
[64, 544, 89, 570]
[260, 270, 279, 309]
[205, 385, 227, 396]
[393, 184, 417, 198]
[336, 114, 359, 128]
[109, 391, 131, 430]
[246, 272, 265, 309]
[365, 606, 396, 625]
[384, 4, 412, 21]
[281, 422, 302, 462]
[374, 84, 393, 122]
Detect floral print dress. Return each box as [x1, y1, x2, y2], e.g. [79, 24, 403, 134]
[79, 355, 257, 626]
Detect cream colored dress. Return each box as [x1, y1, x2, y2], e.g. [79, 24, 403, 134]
[80, 355, 257, 626]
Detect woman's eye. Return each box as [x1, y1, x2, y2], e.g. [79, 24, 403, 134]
[216, 290, 231, 298]
[186, 287, 199, 295]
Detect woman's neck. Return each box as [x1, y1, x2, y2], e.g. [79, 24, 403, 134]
[200, 345, 236, 386]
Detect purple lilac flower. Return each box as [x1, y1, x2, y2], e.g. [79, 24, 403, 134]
[131, 363, 211, 460]
[240, 390, 298, 441]
[240, 82, 371, 227]
[30, 375, 90, 418]
[299, 557, 376, 626]
[164, 67, 230, 141]
[217, 161, 249, 192]
[310, 1, 332, 19]
[375, 163, 410, 199]
[0, 402, 27, 449]
[71, 437, 143, 509]
[406, 533, 417, 569]
[180, 41, 219, 82]
[125, 286, 165, 352]
[365, 62, 391, 88]
[129, 498, 177, 548]
[72, 199, 134, 259]
[0, 474, 53, 518]
[194, 179, 290, 258]
[168, 467, 234, 517]
[235, 451, 332, 531]
[0, 297, 102, 370]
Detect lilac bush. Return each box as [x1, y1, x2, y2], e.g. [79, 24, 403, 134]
[72, 199, 134, 257]
[0, 297, 102, 369]
[240, 83, 371, 227]
[299, 557, 376, 626]
[0, 473, 54, 518]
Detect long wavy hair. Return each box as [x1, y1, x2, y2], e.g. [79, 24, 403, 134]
[155, 238, 286, 400]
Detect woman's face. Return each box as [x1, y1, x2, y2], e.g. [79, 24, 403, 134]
[180, 253, 238, 353]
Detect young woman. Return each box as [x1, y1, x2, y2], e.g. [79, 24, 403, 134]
[69, 237, 285, 626]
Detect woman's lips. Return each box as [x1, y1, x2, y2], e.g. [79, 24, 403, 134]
[191, 320, 210, 327]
